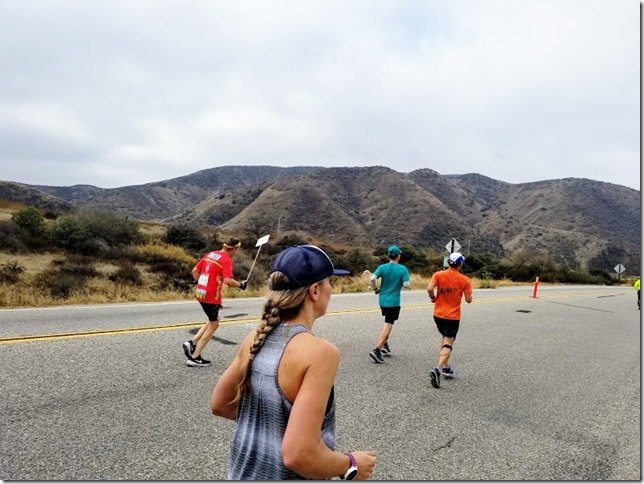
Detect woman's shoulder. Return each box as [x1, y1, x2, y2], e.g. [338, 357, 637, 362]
[290, 331, 340, 361]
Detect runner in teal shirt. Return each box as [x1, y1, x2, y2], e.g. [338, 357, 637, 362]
[369, 245, 411, 363]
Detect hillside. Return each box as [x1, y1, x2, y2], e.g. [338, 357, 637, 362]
[0, 181, 71, 213]
[4, 166, 640, 272]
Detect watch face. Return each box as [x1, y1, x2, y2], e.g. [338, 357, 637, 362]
[346, 467, 358, 480]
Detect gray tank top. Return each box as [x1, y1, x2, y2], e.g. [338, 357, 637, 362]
[227, 323, 337, 480]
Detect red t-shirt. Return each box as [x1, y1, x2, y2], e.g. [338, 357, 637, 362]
[194, 250, 234, 304]
[429, 268, 472, 320]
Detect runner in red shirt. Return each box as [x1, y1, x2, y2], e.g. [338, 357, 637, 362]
[426, 252, 473, 388]
[182, 238, 247, 367]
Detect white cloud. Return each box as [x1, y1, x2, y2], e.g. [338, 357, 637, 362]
[0, 0, 638, 189]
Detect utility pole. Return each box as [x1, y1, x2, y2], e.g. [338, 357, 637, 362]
[277, 216, 281, 236]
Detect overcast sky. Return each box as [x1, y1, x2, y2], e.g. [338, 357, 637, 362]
[0, 0, 639, 190]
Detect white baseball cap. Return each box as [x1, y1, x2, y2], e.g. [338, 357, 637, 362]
[448, 252, 465, 266]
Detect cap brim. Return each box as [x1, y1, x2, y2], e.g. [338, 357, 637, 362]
[332, 269, 351, 276]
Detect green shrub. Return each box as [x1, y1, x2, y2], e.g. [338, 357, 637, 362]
[164, 225, 208, 252]
[11, 206, 44, 238]
[333, 248, 378, 275]
[273, 232, 310, 252]
[397, 245, 431, 275]
[51, 216, 92, 251]
[81, 209, 142, 246]
[50, 210, 142, 254]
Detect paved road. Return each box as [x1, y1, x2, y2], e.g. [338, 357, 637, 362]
[0, 285, 640, 480]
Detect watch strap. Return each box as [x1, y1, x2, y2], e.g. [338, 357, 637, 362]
[341, 452, 358, 480]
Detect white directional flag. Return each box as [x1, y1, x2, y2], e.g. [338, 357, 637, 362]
[256, 234, 270, 247]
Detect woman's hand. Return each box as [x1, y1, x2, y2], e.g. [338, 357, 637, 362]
[352, 450, 377, 480]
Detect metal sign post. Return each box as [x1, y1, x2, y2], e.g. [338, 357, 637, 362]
[443, 238, 461, 267]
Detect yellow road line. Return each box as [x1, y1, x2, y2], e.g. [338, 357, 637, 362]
[0, 319, 255, 345]
[0, 290, 625, 345]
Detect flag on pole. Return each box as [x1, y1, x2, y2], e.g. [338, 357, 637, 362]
[256, 234, 270, 247]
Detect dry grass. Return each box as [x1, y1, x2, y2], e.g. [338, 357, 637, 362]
[332, 272, 525, 294]
[0, 252, 62, 275]
[0, 248, 196, 308]
[139, 221, 167, 240]
[0, 279, 194, 308]
[0, 249, 524, 309]
[136, 242, 196, 265]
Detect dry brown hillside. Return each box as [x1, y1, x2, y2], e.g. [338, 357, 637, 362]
[5, 166, 640, 272]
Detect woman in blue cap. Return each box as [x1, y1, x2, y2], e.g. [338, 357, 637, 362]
[211, 245, 377, 480]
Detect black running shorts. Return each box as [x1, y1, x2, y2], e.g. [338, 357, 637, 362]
[433, 316, 460, 338]
[380, 306, 401, 324]
[199, 301, 221, 322]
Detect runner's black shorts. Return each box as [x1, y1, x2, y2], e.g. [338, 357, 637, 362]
[433, 316, 460, 338]
[199, 302, 222, 322]
[380, 306, 401, 324]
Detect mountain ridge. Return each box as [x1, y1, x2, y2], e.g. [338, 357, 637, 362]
[5, 165, 640, 272]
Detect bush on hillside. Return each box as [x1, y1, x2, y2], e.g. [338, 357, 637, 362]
[148, 261, 194, 291]
[333, 248, 378, 275]
[468, 254, 506, 279]
[0, 261, 25, 284]
[272, 232, 310, 252]
[109, 263, 143, 286]
[34, 258, 99, 299]
[81, 209, 142, 246]
[0, 221, 29, 251]
[209, 231, 225, 250]
[164, 225, 208, 253]
[50, 210, 142, 254]
[50, 216, 91, 251]
[397, 245, 432, 275]
[11, 206, 45, 238]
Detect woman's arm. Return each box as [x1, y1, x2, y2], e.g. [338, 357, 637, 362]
[281, 341, 350, 479]
[281, 341, 377, 479]
[211, 332, 254, 420]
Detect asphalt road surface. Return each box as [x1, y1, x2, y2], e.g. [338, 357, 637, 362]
[0, 285, 640, 480]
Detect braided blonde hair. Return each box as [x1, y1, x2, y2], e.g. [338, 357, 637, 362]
[231, 271, 310, 405]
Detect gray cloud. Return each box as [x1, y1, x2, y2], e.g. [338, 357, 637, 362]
[0, 0, 638, 189]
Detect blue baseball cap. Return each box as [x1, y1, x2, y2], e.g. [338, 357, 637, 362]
[388, 245, 402, 257]
[270, 245, 350, 289]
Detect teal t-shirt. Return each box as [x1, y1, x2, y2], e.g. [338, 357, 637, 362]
[373, 262, 410, 307]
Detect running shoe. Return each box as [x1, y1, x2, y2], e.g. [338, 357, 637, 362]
[183, 340, 195, 359]
[430, 367, 441, 388]
[381, 342, 391, 356]
[369, 348, 385, 364]
[442, 366, 455, 378]
[187, 356, 211, 367]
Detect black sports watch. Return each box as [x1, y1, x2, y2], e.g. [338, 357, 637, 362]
[341, 452, 358, 480]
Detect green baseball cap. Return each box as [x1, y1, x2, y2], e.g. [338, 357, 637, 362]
[388, 245, 402, 256]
